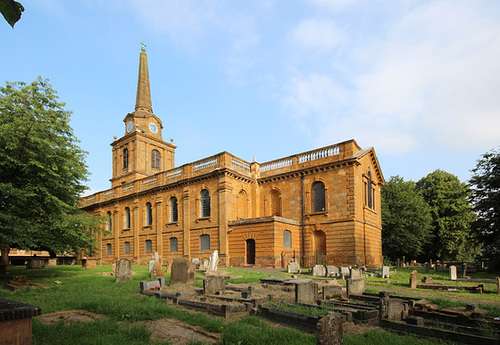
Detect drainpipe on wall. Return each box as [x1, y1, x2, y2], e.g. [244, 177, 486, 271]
[301, 173, 305, 267]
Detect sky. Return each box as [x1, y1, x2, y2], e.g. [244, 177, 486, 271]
[2, 0, 500, 195]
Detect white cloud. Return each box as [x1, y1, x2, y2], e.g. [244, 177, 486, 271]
[289, 19, 346, 54]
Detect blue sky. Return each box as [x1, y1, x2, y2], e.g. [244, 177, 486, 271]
[2, 0, 500, 194]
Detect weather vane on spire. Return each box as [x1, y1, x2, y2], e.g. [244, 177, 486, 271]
[141, 42, 146, 52]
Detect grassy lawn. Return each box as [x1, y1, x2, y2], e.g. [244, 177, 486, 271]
[0, 265, 497, 344]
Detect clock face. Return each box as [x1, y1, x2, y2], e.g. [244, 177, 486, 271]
[148, 122, 158, 134]
[126, 121, 133, 133]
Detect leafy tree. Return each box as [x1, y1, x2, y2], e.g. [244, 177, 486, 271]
[381, 176, 432, 262]
[0, 0, 23, 27]
[0, 77, 104, 267]
[469, 148, 500, 269]
[416, 170, 478, 261]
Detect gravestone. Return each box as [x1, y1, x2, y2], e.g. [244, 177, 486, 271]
[82, 258, 97, 269]
[381, 266, 390, 279]
[187, 262, 196, 281]
[313, 265, 326, 277]
[349, 268, 361, 279]
[170, 258, 189, 285]
[140, 280, 161, 293]
[206, 250, 219, 274]
[295, 282, 318, 304]
[47, 258, 57, 266]
[462, 263, 468, 278]
[326, 266, 339, 277]
[202, 260, 209, 269]
[449, 265, 457, 281]
[203, 276, 226, 295]
[111, 263, 116, 275]
[409, 270, 418, 289]
[192, 258, 200, 266]
[27, 259, 46, 270]
[380, 297, 404, 321]
[115, 258, 132, 282]
[316, 312, 343, 345]
[287, 261, 301, 274]
[497, 277, 500, 295]
[323, 285, 343, 299]
[340, 267, 349, 277]
[423, 262, 430, 274]
[148, 260, 155, 273]
[346, 278, 364, 296]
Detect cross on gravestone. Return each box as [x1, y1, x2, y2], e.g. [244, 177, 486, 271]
[409, 270, 418, 289]
[115, 258, 132, 282]
[316, 312, 343, 345]
[449, 265, 457, 281]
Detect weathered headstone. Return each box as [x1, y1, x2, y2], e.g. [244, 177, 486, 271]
[462, 263, 468, 278]
[346, 278, 364, 296]
[152, 253, 165, 278]
[326, 266, 338, 277]
[202, 260, 209, 269]
[409, 270, 418, 289]
[380, 297, 404, 321]
[449, 265, 457, 281]
[323, 285, 343, 299]
[423, 262, 430, 274]
[313, 265, 326, 277]
[203, 276, 226, 295]
[111, 263, 116, 275]
[115, 258, 132, 282]
[287, 261, 301, 274]
[381, 266, 390, 279]
[295, 282, 318, 304]
[27, 259, 46, 270]
[170, 257, 188, 285]
[148, 260, 155, 273]
[349, 268, 361, 279]
[47, 258, 57, 266]
[340, 267, 349, 277]
[206, 250, 219, 274]
[316, 312, 343, 345]
[187, 262, 196, 281]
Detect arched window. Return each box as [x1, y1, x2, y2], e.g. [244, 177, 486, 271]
[170, 237, 178, 252]
[145, 240, 152, 253]
[364, 171, 374, 209]
[170, 196, 178, 222]
[151, 149, 161, 170]
[238, 190, 248, 218]
[106, 243, 112, 255]
[284, 230, 292, 248]
[123, 148, 129, 169]
[106, 211, 112, 232]
[200, 234, 210, 250]
[124, 207, 131, 229]
[124, 241, 130, 254]
[312, 181, 326, 213]
[145, 202, 153, 226]
[270, 189, 281, 216]
[200, 189, 211, 218]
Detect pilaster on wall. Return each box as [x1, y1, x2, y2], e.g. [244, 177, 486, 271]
[155, 197, 163, 258]
[182, 188, 190, 259]
[133, 200, 139, 264]
[218, 174, 232, 265]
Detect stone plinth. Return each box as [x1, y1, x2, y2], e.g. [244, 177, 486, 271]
[0, 298, 42, 345]
[295, 282, 318, 304]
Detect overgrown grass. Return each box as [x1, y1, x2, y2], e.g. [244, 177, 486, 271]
[344, 329, 452, 345]
[270, 301, 334, 317]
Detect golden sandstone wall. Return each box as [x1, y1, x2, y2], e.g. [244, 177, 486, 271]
[83, 140, 384, 268]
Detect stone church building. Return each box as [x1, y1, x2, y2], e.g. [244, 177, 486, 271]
[81, 49, 385, 268]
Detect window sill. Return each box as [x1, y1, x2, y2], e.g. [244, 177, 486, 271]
[196, 217, 211, 223]
[122, 228, 131, 231]
[166, 221, 179, 226]
[143, 225, 153, 230]
[363, 205, 377, 214]
[307, 211, 328, 216]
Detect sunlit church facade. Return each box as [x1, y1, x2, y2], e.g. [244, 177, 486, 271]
[81, 49, 385, 268]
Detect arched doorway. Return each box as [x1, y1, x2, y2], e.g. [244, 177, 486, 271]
[246, 239, 255, 265]
[313, 230, 326, 265]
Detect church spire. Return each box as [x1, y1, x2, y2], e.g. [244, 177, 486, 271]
[135, 43, 152, 114]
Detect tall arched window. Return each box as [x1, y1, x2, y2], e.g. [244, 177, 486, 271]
[200, 189, 211, 218]
[170, 196, 178, 222]
[124, 207, 130, 229]
[124, 241, 130, 254]
[238, 190, 248, 218]
[123, 148, 129, 169]
[312, 181, 326, 213]
[200, 234, 210, 250]
[106, 243, 112, 255]
[145, 202, 153, 226]
[270, 189, 281, 216]
[106, 211, 112, 232]
[284, 230, 292, 248]
[151, 149, 161, 170]
[145, 240, 152, 253]
[170, 237, 178, 252]
[364, 171, 374, 209]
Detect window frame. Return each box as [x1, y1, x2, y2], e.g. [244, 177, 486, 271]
[200, 234, 210, 251]
[151, 149, 161, 170]
[283, 230, 292, 248]
[200, 189, 211, 218]
[123, 148, 129, 169]
[145, 239, 153, 253]
[124, 207, 131, 229]
[106, 243, 112, 255]
[124, 241, 130, 254]
[170, 196, 178, 223]
[311, 181, 326, 213]
[170, 237, 178, 252]
[145, 202, 153, 226]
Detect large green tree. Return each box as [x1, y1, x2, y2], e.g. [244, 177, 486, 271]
[0, 77, 103, 266]
[416, 170, 478, 261]
[469, 148, 500, 269]
[381, 176, 432, 262]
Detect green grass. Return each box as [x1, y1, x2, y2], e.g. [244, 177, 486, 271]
[270, 301, 334, 317]
[344, 329, 452, 345]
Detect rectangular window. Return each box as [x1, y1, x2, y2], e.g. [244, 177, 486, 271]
[145, 240, 152, 253]
[124, 242, 130, 254]
[200, 234, 210, 250]
[284, 230, 292, 248]
[106, 244, 112, 255]
[170, 237, 178, 252]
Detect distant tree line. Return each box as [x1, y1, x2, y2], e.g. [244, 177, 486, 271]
[382, 151, 500, 270]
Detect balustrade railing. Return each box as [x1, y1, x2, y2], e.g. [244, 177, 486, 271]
[193, 156, 218, 171]
[165, 167, 183, 178]
[298, 146, 339, 163]
[260, 157, 293, 172]
[232, 158, 251, 172]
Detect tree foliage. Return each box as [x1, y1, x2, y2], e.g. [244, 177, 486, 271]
[470, 148, 500, 268]
[416, 170, 478, 261]
[381, 176, 432, 261]
[0, 77, 104, 257]
[0, 0, 23, 27]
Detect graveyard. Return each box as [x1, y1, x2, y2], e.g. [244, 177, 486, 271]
[1, 259, 500, 345]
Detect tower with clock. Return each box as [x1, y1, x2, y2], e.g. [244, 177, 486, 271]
[110, 48, 176, 187]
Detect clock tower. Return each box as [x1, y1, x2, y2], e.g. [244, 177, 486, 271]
[110, 47, 176, 188]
